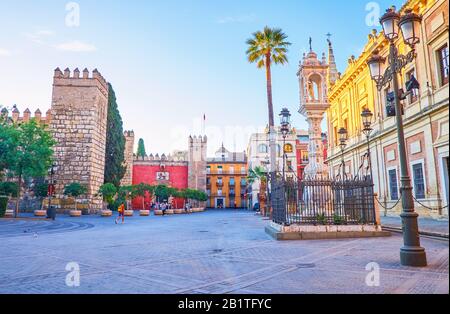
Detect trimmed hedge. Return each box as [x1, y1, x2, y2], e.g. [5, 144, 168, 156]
[0, 196, 8, 218]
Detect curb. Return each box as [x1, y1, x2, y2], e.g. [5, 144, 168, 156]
[382, 225, 449, 240]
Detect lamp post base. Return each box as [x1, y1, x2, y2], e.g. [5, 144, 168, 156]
[400, 211, 427, 267]
[400, 247, 427, 267]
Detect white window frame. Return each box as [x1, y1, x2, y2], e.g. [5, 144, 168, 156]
[410, 159, 427, 200]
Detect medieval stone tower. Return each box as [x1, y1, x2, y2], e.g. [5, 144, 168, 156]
[298, 40, 334, 178]
[121, 130, 135, 186]
[50, 67, 109, 212]
[188, 135, 207, 192]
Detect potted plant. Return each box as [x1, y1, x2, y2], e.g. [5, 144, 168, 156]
[248, 166, 267, 215]
[0, 182, 18, 218]
[64, 183, 87, 217]
[33, 183, 48, 217]
[97, 183, 117, 217]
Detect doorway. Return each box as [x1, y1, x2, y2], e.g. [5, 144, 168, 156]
[215, 198, 225, 209]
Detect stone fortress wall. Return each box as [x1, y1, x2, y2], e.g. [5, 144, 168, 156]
[50, 67, 109, 213]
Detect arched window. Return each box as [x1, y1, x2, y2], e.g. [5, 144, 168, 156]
[258, 144, 268, 154]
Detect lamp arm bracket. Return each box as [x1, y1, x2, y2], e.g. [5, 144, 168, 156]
[376, 49, 416, 91]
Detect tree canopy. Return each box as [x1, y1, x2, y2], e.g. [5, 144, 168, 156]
[64, 183, 88, 198]
[136, 138, 147, 158]
[104, 84, 126, 188]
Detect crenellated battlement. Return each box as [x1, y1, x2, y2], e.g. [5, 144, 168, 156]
[133, 151, 188, 163]
[53, 67, 109, 97]
[1, 106, 52, 125]
[189, 135, 208, 144]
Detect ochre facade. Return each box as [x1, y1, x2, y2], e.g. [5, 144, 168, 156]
[326, 0, 449, 218]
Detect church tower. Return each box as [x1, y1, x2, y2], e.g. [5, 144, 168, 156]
[297, 39, 330, 178]
[327, 38, 339, 86]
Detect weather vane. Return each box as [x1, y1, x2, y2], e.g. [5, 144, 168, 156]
[326, 32, 332, 44]
[309, 37, 312, 51]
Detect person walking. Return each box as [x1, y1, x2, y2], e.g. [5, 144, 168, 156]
[115, 203, 125, 224]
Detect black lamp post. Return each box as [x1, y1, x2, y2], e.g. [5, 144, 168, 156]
[279, 108, 291, 181]
[367, 6, 426, 267]
[338, 127, 348, 181]
[47, 164, 57, 220]
[361, 108, 374, 181]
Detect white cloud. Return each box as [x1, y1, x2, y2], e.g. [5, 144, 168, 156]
[55, 40, 97, 52]
[24, 29, 54, 44]
[217, 14, 256, 24]
[0, 48, 11, 56]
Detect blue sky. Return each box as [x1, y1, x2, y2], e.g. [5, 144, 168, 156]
[0, 0, 403, 155]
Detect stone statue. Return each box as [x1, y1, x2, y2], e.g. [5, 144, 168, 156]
[307, 81, 315, 101]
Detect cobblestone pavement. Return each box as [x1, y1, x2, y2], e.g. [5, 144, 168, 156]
[0, 210, 448, 294]
[381, 216, 449, 236]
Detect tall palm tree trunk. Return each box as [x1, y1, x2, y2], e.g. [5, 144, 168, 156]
[266, 54, 276, 217]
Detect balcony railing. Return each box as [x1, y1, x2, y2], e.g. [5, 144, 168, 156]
[207, 171, 247, 176]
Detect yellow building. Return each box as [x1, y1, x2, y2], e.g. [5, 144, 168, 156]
[206, 145, 248, 208]
[326, 0, 449, 218]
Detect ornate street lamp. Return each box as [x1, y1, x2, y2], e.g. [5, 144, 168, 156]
[279, 108, 291, 181]
[399, 9, 423, 47]
[367, 6, 426, 267]
[361, 108, 374, 181]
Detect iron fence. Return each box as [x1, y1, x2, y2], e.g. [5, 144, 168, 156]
[271, 177, 376, 225]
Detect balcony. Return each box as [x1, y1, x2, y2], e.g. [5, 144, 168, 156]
[216, 181, 224, 187]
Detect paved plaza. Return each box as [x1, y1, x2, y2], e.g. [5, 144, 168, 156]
[0, 210, 448, 294]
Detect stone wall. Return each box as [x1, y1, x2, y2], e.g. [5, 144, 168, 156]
[121, 130, 135, 186]
[50, 67, 109, 213]
[188, 135, 207, 192]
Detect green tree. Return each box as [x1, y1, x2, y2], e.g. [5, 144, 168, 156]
[33, 183, 49, 210]
[104, 84, 126, 188]
[136, 138, 147, 158]
[246, 27, 291, 178]
[64, 183, 88, 211]
[116, 185, 135, 211]
[98, 183, 118, 211]
[6, 120, 55, 217]
[0, 120, 19, 174]
[248, 166, 268, 214]
[0, 182, 19, 198]
[153, 185, 173, 203]
[132, 183, 152, 209]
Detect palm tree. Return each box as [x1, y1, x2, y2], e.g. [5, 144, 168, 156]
[247, 166, 268, 215]
[246, 27, 291, 180]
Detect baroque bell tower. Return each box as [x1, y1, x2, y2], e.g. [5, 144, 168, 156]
[297, 39, 330, 178]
